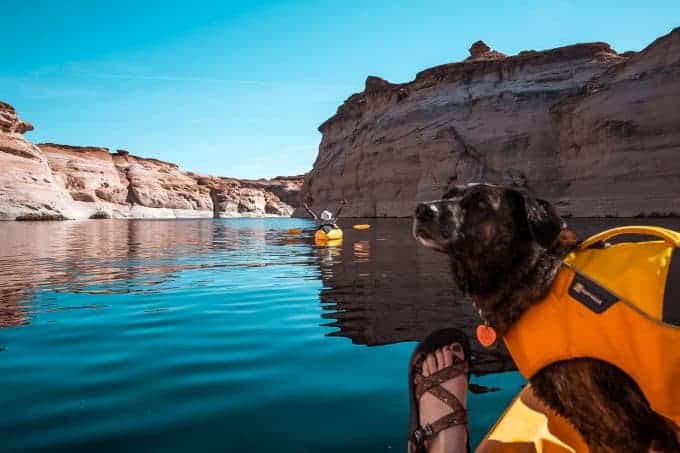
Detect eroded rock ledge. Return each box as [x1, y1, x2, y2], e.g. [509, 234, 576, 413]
[298, 28, 680, 217]
[0, 103, 302, 220]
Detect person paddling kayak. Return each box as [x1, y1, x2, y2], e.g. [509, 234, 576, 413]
[303, 199, 347, 226]
[304, 199, 347, 243]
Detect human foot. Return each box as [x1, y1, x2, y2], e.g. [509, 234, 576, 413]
[408, 337, 469, 453]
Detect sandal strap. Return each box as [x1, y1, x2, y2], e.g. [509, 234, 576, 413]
[431, 409, 468, 434]
[411, 356, 469, 451]
[414, 359, 468, 400]
[411, 409, 468, 445]
[428, 385, 466, 414]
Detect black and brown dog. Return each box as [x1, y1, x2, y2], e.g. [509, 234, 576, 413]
[413, 183, 679, 453]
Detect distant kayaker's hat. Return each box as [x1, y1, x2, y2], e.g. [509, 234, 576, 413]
[320, 210, 333, 221]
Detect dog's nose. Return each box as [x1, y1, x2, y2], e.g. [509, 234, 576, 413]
[415, 203, 436, 221]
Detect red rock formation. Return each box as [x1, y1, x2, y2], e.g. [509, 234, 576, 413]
[0, 102, 303, 220]
[194, 175, 298, 217]
[240, 175, 304, 207]
[466, 40, 507, 61]
[298, 28, 680, 217]
[551, 29, 680, 215]
[111, 151, 213, 213]
[0, 102, 73, 220]
[39, 144, 128, 204]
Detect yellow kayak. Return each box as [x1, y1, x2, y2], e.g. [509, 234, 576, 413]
[314, 224, 343, 245]
[477, 385, 588, 452]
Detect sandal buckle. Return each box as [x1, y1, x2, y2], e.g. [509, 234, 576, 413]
[413, 424, 434, 443]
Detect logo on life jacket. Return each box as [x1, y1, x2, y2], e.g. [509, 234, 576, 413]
[568, 274, 618, 313]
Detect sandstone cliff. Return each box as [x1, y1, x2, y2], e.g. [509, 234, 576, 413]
[0, 103, 302, 220]
[298, 28, 680, 217]
[193, 174, 303, 217]
[0, 102, 74, 220]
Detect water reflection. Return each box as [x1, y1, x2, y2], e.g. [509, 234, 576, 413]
[1, 217, 679, 375]
[313, 217, 680, 375]
[0, 219, 310, 330]
[312, 219, 517, 375]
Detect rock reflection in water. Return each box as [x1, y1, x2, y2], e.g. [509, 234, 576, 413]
[314, 219, 516, 375]
[0, 219, 303, 329]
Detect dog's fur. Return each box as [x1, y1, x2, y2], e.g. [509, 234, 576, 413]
[413, 183, 679, 453]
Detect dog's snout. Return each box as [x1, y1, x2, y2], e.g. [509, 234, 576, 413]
[415, 203, 437, 221]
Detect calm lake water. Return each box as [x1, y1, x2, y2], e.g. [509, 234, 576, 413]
[1, 217, 679, 452]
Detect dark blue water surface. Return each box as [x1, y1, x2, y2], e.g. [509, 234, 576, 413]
[1, 217, 678, 452]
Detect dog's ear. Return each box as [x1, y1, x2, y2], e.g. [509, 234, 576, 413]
[508, 189, 565, 249]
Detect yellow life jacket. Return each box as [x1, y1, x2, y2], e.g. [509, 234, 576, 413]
[504, 226, 680, 426]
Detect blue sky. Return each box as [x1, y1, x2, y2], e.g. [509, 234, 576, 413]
[2, 1, 678, 178]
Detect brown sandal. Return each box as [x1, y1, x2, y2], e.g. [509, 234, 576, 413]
[408, 328, 471, 453]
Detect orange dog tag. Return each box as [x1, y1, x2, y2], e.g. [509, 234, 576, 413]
[476, 324, 497, 348]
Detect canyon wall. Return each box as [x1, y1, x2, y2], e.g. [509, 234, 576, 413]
[0, 102, 302, 220]
[0, 102, 74, 220]
[297, 28, 680, 217]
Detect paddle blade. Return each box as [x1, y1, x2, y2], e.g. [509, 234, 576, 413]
[352, 224, 371, 230]
[287, 228, 303, 235]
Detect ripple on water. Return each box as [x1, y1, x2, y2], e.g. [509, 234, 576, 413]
[2, 217, 679, 452]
